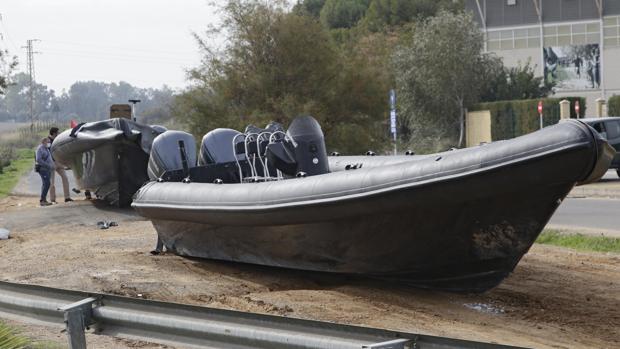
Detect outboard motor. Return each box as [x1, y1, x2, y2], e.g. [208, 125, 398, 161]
[286, 115, 329, 176]
[199, 128, 245, 165]
[148, 131, 197, 181]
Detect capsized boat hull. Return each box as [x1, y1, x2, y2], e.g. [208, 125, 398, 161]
[132, 120, 614, 292]
[51, 118, 161, 207]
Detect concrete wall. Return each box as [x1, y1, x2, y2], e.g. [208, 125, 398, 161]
[492, 47, 542, 71]
[603, 47, 620, 96]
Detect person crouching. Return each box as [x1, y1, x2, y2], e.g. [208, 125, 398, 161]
[35, 137, 55, 206]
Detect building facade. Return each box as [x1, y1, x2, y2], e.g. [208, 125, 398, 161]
[465, 0, 620, 114]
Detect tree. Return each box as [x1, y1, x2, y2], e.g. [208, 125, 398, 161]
[363, 0, 444, 32]
[177, 0, 389, 153]
[0, 48, 17, 95]
[292, 0, 326, 19]
[0, 73, 53, 122]
[393, 11, 494, 151]
[319, 0, 369, 29]
[480, 60, 554, 102]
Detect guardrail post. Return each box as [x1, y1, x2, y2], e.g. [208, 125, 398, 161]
[58, 297, 98, 349]
[65, 308, 88, 349]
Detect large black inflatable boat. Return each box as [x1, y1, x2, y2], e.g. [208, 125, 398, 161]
[131, 116, 614, 292]
[51, 118, 164, 207]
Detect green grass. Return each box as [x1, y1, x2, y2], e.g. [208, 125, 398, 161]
[536, 230, 620, 254]
[0, 321, 30, 349]
[0, 148, 35, 198]
[0, 320, 65, 349]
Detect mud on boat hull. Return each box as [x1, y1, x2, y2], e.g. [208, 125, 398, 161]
[133, 121, 614, 292]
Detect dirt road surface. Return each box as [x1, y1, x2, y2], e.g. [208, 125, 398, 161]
[0, 196, 618, 349]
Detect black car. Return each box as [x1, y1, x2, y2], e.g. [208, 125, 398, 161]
[582, 117, 620, 177]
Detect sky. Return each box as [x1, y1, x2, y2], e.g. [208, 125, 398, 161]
[0, 0, 221, 93]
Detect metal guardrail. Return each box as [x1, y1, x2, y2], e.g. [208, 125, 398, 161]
[0, 281, 525, 349]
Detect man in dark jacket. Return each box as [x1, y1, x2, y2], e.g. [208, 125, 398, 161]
[35, 137, 55, 206]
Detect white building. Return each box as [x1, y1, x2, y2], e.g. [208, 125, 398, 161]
[465, 0, 620, 113]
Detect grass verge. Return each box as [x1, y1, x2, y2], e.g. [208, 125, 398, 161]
[536, 229, 620, 254]
[0, 320, 30, 349]
[0, 148, 34, 198]
[0, 320, 64, 349]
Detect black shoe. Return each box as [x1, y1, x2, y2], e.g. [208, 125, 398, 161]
[65, 198, 74, 202]
[72, 188, 81, 194]
[40, 201, 51, 207]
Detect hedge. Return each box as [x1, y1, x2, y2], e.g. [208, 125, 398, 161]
[609, 95, 620, 116]
[471, 97, 586, 141]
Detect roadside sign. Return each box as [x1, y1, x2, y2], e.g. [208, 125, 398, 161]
[390, 110, 397, 134]
[575, 100, 580, 117]
[538, 100, 543, 129]
[389, 89, 397, 155]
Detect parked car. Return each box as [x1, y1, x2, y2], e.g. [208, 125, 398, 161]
[581, 117, 620, 177]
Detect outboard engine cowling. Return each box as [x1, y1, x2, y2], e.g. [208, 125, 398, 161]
[148, 131, 197, 181]
[286, 115, 329, 176]
[199, 128, 245, 165]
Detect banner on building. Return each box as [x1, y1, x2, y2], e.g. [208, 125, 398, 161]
[543, 44, 600, 91]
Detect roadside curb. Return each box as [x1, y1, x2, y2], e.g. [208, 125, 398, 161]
[569, 186, 620, 199]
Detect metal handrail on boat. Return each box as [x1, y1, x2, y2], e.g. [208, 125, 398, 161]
[257, 132, 273, 178]
[231, 133, 247, 183]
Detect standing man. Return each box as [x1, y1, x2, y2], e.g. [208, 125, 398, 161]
[35, 137, 55, 206]
[48, 127, 73, 203]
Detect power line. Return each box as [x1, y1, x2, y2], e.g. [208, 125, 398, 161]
[40, 49, 196, 65]
[0, 13, 20, 53]
[43, 39, 197, 56]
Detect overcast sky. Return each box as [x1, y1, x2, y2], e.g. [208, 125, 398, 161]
[0, 0, 221, 93]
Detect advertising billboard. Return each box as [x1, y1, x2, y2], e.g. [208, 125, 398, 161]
[544, 44, 600, 91]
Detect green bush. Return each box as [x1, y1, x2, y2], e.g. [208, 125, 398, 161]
[471, 97, 586, 141]
[609, 95, 620, 116]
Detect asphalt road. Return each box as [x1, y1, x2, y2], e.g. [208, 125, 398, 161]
[12, 168, 78, 197]
[548, 197, 620, 236]
[547, 169, 620, 237]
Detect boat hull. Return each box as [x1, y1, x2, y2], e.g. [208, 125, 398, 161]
[133, 121, 614, 292]
[148, 162, 572, 292]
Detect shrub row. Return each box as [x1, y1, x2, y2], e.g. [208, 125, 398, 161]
[0, 146, 15, 174]
[609, 95, 620, 116]
[471, 97, 586, 141]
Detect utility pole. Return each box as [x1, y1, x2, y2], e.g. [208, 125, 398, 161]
[22, 39, 40, 132]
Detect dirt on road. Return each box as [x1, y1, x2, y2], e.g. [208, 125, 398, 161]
[0, 196, 618, 349]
